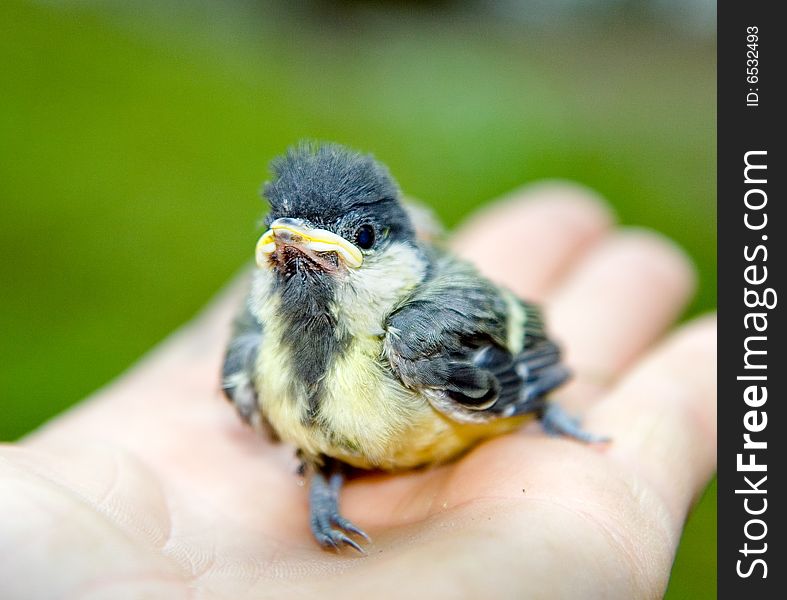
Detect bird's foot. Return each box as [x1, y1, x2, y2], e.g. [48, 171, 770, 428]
[540, 403, 610, 444]
[309, 466, 370, 553]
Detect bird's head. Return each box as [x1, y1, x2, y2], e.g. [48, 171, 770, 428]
[253, 142, 428, 334]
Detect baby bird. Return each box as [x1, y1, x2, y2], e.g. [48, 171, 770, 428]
[222, 142, 602, 551]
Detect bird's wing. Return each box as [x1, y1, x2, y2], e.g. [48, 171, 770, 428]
[222, 299, 265, 426]
[383, 250, 569, 423]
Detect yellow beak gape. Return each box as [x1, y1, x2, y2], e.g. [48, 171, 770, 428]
[255, 218, 364, 269]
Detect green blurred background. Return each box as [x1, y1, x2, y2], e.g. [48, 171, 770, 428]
[1, 0, 715, 596]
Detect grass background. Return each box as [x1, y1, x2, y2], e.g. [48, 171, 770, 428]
[1, 1, 716, 596]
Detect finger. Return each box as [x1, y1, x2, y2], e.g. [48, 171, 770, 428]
[546, 229, 696, 411]
[452, 181, 614, 300]
[586, 316, 717, 526]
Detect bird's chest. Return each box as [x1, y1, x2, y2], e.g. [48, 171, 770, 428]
[256, 328, 436, 468]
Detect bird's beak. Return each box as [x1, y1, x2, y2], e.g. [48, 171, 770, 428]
[256, 218, 364, 269]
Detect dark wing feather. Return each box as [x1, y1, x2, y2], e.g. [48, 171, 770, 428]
[222, 300, 264, 425]
[384, 249, 569, 423]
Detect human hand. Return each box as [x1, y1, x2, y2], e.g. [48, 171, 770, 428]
[0, 183, 716, 599]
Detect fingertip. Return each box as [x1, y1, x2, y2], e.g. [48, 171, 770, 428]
[451, 181, 616, 299]
[666, 312, 717, 348]
[547, 228, 699, 405]
[455, 180, 616, 242]
[610, 228, 698, 301]
[503, 180, 617, 224]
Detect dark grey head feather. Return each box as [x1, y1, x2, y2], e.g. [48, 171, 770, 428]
[263, 142, 415, 243]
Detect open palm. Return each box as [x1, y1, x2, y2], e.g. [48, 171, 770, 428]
[0, 184, 716, 599]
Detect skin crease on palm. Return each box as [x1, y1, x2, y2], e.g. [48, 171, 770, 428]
[0, 183, 716, 600]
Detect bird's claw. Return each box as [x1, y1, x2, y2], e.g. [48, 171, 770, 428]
[332, 515, 371, 543]
[316, 528, 366, 554]
[312, 511, 369, 553]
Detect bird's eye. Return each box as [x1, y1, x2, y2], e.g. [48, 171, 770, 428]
[354, 224, 376, 250]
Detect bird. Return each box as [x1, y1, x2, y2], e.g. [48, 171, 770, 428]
[221, 142, 605, 552]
